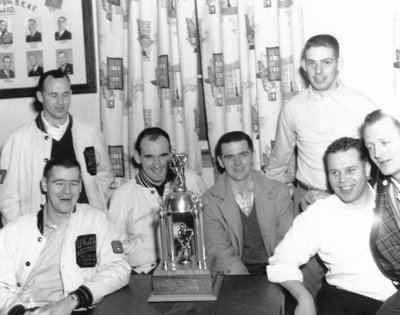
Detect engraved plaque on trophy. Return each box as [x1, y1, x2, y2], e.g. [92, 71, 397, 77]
[147, 151, 222, 302]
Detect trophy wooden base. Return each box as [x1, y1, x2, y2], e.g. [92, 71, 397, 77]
[147, 261, 223, 302]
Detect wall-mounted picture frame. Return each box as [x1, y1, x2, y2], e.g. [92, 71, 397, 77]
[0, 0, 96, 99]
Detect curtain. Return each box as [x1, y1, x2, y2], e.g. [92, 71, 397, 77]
[96, 0, 304, 184]
[395, 0, 400, 96]
[198, 0, 304, 178]
[97, 0, 203, 186]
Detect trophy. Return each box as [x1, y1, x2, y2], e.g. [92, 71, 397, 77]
[147, 151, 222, 302]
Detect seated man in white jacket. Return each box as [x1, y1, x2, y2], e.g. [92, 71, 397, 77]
[109, 127, 207, 274]
[0, 159, 130, 315]
[267, 137, 396, 315]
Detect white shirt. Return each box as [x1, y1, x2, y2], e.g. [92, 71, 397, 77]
[267, 186, 396, 301]
[265, 83, 377, 190]
[41, 112, 70, 141]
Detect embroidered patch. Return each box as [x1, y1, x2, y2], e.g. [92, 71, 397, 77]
[76, 234, 97, 268]
[84, 147, 97, 176]
[0, 170, 6, 184]
[111, 240, 124, 254]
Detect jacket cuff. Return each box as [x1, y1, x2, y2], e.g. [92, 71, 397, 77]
[7, 305, 27, 315]
[70, 285, 94, 308]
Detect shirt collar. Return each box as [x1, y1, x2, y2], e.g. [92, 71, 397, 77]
[41, 112, 70, 141]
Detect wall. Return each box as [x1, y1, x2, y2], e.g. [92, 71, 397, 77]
[0, 1, 397, 187]
[302, 0, 397, 110]
[0, 0, 101, 147]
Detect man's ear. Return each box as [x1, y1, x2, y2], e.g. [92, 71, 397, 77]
[133, 150, 141, 165]
[365, 160, 371, 178]
[337, 57, 343, 71]
[217, 156, 225, 170]
[40, 177, 48, 193]
[36, 90, 43, 103]
[301, 59, 306, 71]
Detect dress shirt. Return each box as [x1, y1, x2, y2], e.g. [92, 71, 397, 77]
[265, 83, 377, 190]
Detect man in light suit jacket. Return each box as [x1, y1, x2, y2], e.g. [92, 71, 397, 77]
[202, 131, 293, 275]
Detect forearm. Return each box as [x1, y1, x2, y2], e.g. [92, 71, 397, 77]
[281, 280, 316, 315]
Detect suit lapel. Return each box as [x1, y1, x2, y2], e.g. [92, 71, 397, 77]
[212, 174, 243, 252]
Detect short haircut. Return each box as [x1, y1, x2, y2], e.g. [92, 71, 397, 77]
[134, 127, 171, 155]
[37, 69, 70, 92]
[323, 137, 368, 171]
[215, 131, 254, 158]
[303, 34, 340, 59]
[28, 18, 37, 24]
[2, 55, 11, 62]
[359, 109, 400, 138]
[58, 16, 67, 22]
[43, 158, 81, 178]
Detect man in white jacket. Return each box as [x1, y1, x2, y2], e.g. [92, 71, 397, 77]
[0, 70, 114, 226]
[0, 159, 130, 315]
[109, 127, 207, 274]
[267, 137, 396, 315]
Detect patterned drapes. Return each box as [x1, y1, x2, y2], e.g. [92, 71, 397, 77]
[198, 0, 304, 174]
[96, 0, 304, 184]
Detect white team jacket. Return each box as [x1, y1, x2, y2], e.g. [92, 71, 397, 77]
[0, 204, 131, 314]
[0, 115, 114, 224]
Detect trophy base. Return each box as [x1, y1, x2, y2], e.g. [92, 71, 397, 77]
[147, 260, 223, 302]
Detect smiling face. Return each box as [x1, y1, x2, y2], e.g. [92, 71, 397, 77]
[134, 136, 171, 186]
[41, 166, 82, 216]
[327, 148, 370, 205]
[363, 116, 400, 182]
[36, 75, 72, 125]
[302, 45, 340, 96]
[217, 140, 253, 184]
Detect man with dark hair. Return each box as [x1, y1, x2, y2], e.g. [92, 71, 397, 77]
[55, 16, 72, 40]
[265, 34, 377, 215]
[0, 55, 15, 79]
[108, 127, 207, 274]
[268, 137, 396, 315]
[202, 131, 293, 275]
[0, 70, 114, 225]
[361, 109, 400, 315]
[0, 159, 130, 314]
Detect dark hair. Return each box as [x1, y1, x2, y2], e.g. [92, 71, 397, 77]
[43, 158, 81, 178]
[215, 131, 253, 158]
[2, 55, 11, 62]
[34, 70, 70, 112]
[134, 127, 171, 155]
[359, 109, 400, 138]
[323, 137, 368, 172]
[303, 34, 340, 59]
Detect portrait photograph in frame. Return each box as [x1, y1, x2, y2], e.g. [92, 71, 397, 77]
[0, 0, 96, 99]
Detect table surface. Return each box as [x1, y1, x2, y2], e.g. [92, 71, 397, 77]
[91, 274, 285, 315]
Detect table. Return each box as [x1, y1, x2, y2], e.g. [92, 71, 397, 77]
[91, 274, 285, 315]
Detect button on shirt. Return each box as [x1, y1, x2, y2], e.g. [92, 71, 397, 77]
[265, 83, 377, 190]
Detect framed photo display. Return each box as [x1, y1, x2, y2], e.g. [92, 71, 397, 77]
[0, 0, 96, 99]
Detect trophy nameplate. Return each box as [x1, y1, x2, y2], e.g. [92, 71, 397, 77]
[147, 152, 222, 302]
